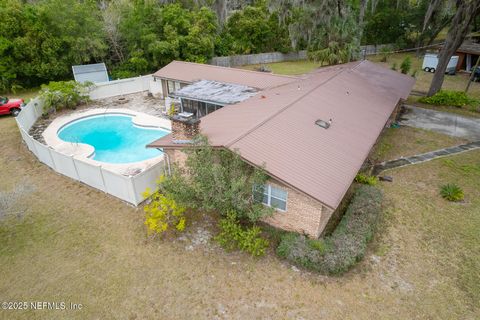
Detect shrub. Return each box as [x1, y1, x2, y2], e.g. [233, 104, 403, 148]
[391, 63, 397, 71]
[355, 173, 378, 186]
[39, 80, 93, 115]
[215, 211, 269, 257]
[400, 56, 412, 74]
[168, 102, 176, 117]
[440, 183, 464, 202]
[379, 46, 391, 62]
[143, 189, 187, 237]
[276, 185, 383, 275]
[419, 90, 479, 108]
[157, 135, 272, 223]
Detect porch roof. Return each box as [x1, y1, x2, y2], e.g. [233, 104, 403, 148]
[172, 80, 257, 105]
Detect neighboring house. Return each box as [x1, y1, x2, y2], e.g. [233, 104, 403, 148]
[148, 60, 415, 238]
[456, 41, 480, 72]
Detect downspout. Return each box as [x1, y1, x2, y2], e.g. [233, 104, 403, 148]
[160, 148, 172, 176]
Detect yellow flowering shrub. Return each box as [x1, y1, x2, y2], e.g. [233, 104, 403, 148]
[143, 188, 186, 236]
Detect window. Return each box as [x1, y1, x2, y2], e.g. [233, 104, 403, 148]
[167, 80, 175, 94]
[253, 184, 287, 211]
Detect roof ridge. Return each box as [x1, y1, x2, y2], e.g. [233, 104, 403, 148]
[224, 67, 349, 148]
[170, 60, 300, 80]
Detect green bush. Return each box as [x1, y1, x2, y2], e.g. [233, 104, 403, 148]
[400, 56, 412, 74]
[157, 135, 272, 223]
[440, 183, 464, 202]
[391, 63, 397, 71]
[379, 46, 391, 62]
[419, 90, 479, 108]
[39, 81, 93, 115]
[355, 173, 378, 186]
[215, 211, 269, 257]
[276, 185, 383, 275]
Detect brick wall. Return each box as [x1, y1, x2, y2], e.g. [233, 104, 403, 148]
[171, 116, 200, 141]
[164, 149, 188, 169]
[261, 179, 331, 238]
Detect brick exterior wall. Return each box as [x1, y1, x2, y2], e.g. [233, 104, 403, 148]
[171, 116, 200, 141]
[164, 149, 188, 169]
[261, 179, 332, 238]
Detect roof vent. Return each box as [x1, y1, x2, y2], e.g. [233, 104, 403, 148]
[315, 118, 332, 129]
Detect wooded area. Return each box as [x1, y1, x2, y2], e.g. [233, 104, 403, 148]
[0, 0, 479, 92]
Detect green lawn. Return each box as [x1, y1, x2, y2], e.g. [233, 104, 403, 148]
[371, 126, 468, 163]
[0, 88, 39, 102]
[240, 60, 324, 75]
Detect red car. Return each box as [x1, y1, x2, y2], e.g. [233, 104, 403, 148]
[0, 96, 24, 116]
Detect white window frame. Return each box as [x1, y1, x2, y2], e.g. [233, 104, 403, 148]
[253, 184, 287, 212]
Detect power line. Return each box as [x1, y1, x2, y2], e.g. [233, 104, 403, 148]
[365, 42, 445, 55]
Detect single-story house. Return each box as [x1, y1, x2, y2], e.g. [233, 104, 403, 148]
[148, 60, 415, 238]
[153, 61, 298, 117]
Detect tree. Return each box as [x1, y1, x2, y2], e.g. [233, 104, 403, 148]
[182, 7, 218, 63]
[221, 4, 290, 54]
[308, 16, 360, 65]
[428, 0, 480, 96]
[158, 136, 272, 223]
[0, 0, 107, 89]
[415, 0, 455, 56]
[358, 0, 369, 40]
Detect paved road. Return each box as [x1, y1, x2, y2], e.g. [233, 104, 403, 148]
[400, 105, 480, 141]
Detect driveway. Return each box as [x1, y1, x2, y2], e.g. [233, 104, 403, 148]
[400, 105, 480, 141]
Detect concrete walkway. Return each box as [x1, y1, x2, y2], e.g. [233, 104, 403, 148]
[400, 105, 480, 141]
[373, 140, 480, 175]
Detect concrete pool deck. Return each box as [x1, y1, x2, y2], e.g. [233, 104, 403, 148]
[42, 108, 171, 176]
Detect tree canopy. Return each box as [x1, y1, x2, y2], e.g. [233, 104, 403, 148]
[0, 0, 476, 90]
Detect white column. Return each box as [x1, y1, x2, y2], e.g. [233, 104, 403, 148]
[466, 54, 472, 71]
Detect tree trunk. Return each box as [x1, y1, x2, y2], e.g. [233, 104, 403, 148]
[428, 0, 480, 96]
[358, 0, 368, 41]
[215, 0, 227, 27]
[416, 0, 444, 56]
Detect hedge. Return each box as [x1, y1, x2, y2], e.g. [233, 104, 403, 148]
[276, 185, 383, 275]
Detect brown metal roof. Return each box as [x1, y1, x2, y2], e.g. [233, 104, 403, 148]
[153, 60, 299, 90]
[149, 60, 415, 209]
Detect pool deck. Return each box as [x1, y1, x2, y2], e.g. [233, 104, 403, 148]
[42, 108, 171, 176]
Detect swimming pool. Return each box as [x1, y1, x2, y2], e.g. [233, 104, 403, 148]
[58, 114, 169, 164]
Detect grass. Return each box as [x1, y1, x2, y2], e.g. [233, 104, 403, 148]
[368, 52, 480, 99]
[369, 52, 480, 117]
[371, 126, 468, 162]
[1, 112, 479, 318]
[0, 88, 39, 102]
[240, 60, 323, 75]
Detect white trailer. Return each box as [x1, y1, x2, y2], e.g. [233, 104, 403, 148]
[422, 54, 459, 74]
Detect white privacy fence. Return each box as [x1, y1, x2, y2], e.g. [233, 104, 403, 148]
[89, 75, 163, 100]
[15, 82, 165, 206]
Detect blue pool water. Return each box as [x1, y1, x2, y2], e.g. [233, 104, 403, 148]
[58, 114, 169, 163]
